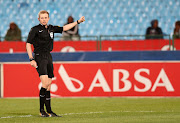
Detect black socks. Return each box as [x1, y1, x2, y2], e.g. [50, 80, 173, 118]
[39, 87, 52, 113]
[39, 87, 46, 112]
[45, 91, 52, 113]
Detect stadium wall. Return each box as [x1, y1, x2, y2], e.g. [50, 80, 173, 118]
[0, 39, 180, 53]
[0, 51, 180, 62]
[1, 51, 180, 98]
[0, 64, 1, 98]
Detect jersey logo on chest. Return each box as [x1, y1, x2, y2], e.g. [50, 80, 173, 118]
[50, 32, 53, 39]
[39, 30, 43, 32]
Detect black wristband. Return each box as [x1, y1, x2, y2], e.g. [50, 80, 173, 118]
[29, 58, 35, 61]
[77, 20, 80, 24]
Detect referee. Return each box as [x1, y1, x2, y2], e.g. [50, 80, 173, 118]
[26, 10, 85, 117]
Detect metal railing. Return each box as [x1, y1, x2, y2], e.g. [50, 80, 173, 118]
[0, 34, 178, 51]
[99, 34, 172, 51]
[172, 35, 180, 51]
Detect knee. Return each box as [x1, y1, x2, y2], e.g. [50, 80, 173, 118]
[40, 75, 51, 89]
[42, 81, 51, 89]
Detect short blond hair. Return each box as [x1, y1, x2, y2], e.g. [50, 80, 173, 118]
[38, 10, 49, 18]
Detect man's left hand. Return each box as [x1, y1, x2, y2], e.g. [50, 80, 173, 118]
[78, 16, 85, 23]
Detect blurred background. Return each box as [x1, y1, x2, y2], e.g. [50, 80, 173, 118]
[0, 0, 180, 98]
[0, 0, 180, 41]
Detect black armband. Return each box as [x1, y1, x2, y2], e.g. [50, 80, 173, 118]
[77, 20, 80, 24]
[29, 58, 35, 61]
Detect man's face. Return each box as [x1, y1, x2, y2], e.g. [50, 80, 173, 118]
[153, 21, 158, 28]
[38, 13, 49, 25]
[68, 16, 73, 23]
[176, 23, 180, 30]
[10, 23, 16, 30]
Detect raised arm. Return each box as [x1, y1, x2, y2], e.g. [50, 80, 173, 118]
[63, 16, 85, 31]
[66, 25, 78, 35]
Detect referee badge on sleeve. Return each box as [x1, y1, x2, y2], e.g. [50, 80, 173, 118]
[50, 32, 53, 39]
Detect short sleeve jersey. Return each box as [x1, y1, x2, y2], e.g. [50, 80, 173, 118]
[27, 24, 63, 53]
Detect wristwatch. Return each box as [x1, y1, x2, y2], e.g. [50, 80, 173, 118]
[77, 20, 80, 24]
[29, 58, 35, 61]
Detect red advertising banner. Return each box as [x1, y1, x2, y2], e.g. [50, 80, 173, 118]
[174, 39, 180, 50]
[101, 39, 171, 51]
[0, 41, 97, 53]
[0, 39, 179, 53]
[3, 62, 180, 97]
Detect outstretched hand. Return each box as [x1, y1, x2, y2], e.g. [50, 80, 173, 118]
[78, 16, 85, 23]
[63, 16, 85, 31]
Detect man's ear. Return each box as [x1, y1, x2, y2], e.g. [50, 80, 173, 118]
[38, 18, 40, 21]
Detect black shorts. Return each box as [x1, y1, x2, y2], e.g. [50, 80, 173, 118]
[34, 52, 54, 78]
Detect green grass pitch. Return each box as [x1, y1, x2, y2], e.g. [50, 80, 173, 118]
[0, 98, 180, 123]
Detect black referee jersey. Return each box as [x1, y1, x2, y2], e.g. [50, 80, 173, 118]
[27, 24, 63, 53]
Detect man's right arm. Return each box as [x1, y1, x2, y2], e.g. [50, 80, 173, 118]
[26, 27, 37, 68]
[26, 43, 37, 68]
[26, 43, 33, 59]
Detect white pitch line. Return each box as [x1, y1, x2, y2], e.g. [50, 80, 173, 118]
[60, 111, 103, 116]
[0, 115, 32, 119]
[0, 110, 174, 119]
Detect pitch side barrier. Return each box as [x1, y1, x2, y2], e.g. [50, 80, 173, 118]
[0, 51, 179, 62]
[99, 34, 173, 51]
[0, 64, 1, 97]
[0, 35, 176, 52]
[1, 51, 180, 98]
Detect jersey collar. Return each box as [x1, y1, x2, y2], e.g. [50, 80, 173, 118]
[39, 23, 49, 28]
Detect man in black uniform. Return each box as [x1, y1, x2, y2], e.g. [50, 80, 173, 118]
[26, 10, 85, 117]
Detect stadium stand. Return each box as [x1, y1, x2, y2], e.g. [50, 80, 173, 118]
[0, 0, 180, 41]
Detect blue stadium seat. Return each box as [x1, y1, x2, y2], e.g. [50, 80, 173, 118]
[0, 0, 180, 41]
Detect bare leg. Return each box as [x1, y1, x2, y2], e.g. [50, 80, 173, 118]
[46, 78, 52, 91]
[40, 75, 51, 89]
[45, 78, 52, 113]
[39, 75, 51, 117]
[44, 78, 61, 117]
